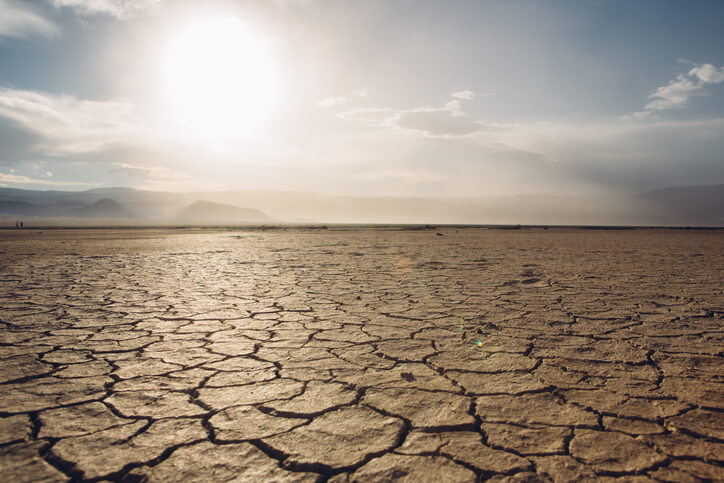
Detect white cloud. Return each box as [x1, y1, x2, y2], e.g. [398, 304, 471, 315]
[0, 86, 292, 191]
[444, 99, 461, 111]
[689, 63, 724, 84]
[644, 73, 703, 111]
[451, 90, 475, 100]
[0, 87, 250, 191]
[0, 171, 96, 186]
[272, 0, 319, 9]
[336, 107, 393, 124]
[633, 62, 724, 117]
[45, 171, 52, 177]
[338, 101, 485, 137]
[338, 92, 724, 195]
[394, 108, 484, 136]
[317, 96, 347, 108]
[50, 0, 159, 18]
[0, 87, 150, 154]
[352, 89, 368, 98]
[108, 162, 223, 191]
[0, 0, 58, 39]
[110, 162, 181, 179]
[623, 110, 657, 121]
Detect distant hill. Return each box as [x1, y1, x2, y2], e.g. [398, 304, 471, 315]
[175, 200, 274, 224]
[0, 184, 723, 225]
[0, 200, 43, 216]
[73, 198, 135, 218]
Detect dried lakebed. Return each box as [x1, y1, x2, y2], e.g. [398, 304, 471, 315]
[0, 227, 722, 482]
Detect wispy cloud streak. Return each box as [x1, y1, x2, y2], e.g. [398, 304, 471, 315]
[50, 0, 160, 18]
[0, 0, 57, 39]
[630, 62, 724, 119]
[0, 87, 149, 153]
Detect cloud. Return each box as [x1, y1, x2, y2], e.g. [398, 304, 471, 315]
[336, 107, 392, 124]
[394, 108, 484, 136]
[50, 0, 160, 18]
[644, 73, 703, 111]
[0, 86, 285, 191]
[108, 162, 223, 191]
[0, 87, 244, 191]
[0, 171, 96, 186]
[110, 162, 184, 180]
[451, 90, 475, 100]
[0, 0, 58, 39]
[624, 110, 656, 121]
[338, 101, 485, 137]
[444, 99, 461, 111]
[0, 87, 149, 154]
[317, 96, 347, 108]
[495, 117, 724, 192]
[632, 62, 724, 117]
[272, 0, 320, 9]
[689, 63, 724, 84]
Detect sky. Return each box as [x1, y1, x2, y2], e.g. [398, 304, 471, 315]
[0, 0, 723, 197]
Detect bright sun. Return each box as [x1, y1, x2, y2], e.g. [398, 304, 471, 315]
[162, 16, 280, 142]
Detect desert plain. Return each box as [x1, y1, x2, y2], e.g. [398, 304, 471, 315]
[0, 226, 722, 482]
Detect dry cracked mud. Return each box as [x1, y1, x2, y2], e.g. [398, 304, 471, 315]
[0, 227, 722, 482]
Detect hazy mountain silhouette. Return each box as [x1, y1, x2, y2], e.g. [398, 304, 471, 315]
[175, 200, 274, 224]
[73, 198, 135, 218]
[0, 200, 44, 216]
[1, 184, 723, 226]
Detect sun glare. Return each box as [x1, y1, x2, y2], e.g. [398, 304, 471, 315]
[162, 16, 280, 143]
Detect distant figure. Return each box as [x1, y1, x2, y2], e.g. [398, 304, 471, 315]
[15, 221, 19, 229]
[19, 221, 23, 229]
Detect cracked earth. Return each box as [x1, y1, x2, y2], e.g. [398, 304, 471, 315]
[0, 227, 722, 482]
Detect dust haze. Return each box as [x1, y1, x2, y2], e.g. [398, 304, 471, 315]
[2, 184, 723, 226]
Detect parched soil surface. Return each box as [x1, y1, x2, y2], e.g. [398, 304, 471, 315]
[0, 227, 722, 482]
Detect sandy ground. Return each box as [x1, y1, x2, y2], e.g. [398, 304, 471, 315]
[0, 227, 722, 482]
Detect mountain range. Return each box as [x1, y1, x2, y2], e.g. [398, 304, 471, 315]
[0, 184, 722, 226]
